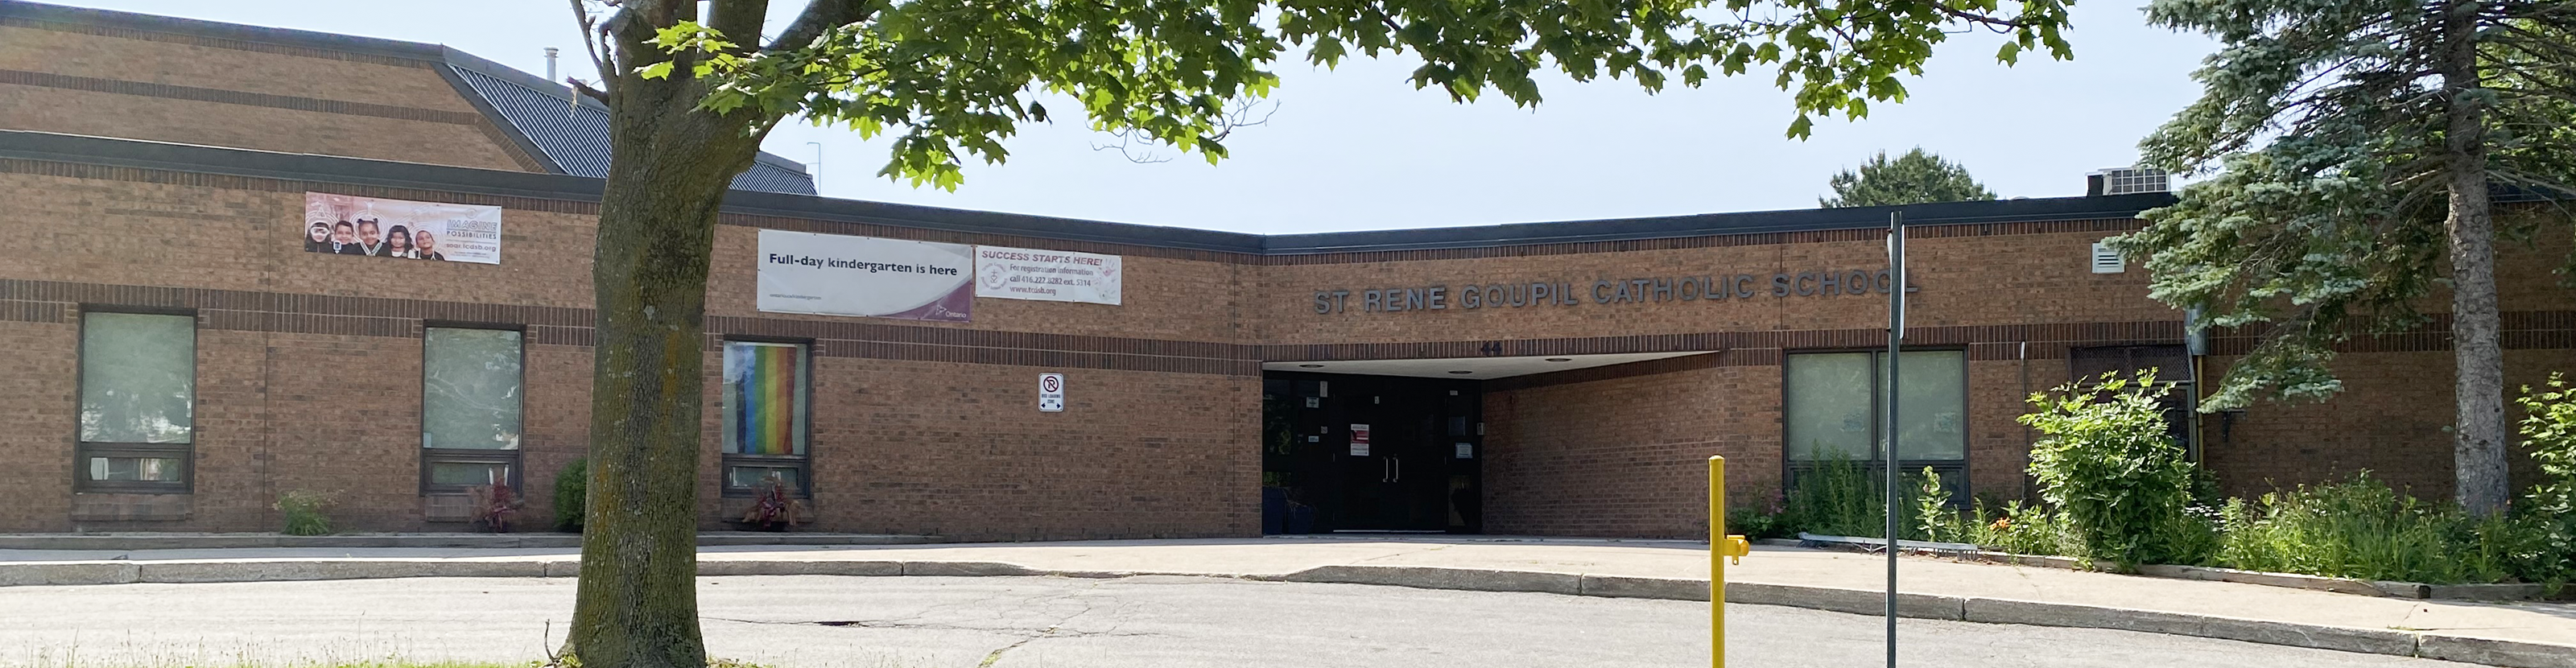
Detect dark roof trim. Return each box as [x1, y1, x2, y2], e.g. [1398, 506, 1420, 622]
[1260, 195, 2174, 254]
[0, 130, 1264, 253]
[0, 130, 2178, 256]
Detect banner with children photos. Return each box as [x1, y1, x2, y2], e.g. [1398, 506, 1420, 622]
[303, 193, 502, 264]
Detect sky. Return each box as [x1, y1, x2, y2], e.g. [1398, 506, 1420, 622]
[52, 1, 2217, 235]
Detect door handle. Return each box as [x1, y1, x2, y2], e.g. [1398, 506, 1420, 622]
[1393, 456, 1402, 483]
[1381, 458, 1391, 483]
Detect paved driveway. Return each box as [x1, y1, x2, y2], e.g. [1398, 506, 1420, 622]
[0, 575, 2471, 668]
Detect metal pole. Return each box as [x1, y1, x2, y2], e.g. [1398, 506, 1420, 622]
[1885, 211, 1905, 668]
[1711, 456, 1726, 668]
[806, 141, 824, 184]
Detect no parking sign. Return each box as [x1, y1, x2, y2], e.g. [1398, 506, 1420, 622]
[1038, 373, 1066, 412]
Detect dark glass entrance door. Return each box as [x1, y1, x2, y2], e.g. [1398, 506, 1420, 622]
[1262, 372, 1480, 534]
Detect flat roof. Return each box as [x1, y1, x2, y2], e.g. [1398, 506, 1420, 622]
[0, 129, 2174, 255]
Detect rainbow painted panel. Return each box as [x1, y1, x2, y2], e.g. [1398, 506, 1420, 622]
[724, 343, 807, 456]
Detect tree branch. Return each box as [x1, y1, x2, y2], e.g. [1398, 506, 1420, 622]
[568, 0, 617, 93]
[708, 0, 771, 54]
[767, 0, 878, 52]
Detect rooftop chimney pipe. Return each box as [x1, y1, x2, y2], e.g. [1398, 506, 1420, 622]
[544, 47, 559, 83]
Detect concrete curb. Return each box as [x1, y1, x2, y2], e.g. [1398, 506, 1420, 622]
[1282, 564, 1581, 595]
[1275, 565, 2573, 668]
[0, 559, 2566, 667]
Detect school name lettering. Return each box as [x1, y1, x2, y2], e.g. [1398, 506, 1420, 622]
[1313, 269, 1918, 315]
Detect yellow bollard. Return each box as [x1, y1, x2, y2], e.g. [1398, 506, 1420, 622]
[1710, 456, 1751, 668]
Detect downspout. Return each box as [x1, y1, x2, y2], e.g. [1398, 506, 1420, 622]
[2019, 340, 2033, 501]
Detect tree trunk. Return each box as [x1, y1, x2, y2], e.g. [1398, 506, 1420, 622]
[568, 3, 771, 664]
[2439, 0, 2509, 515]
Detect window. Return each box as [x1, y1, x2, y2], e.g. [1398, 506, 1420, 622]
[1783, 350, 1969, 495]
[77, 311, 196, 493]
[421, 328, 522, 493]
[2070, 344, 2198, 457]
[722, 341, 810, 496]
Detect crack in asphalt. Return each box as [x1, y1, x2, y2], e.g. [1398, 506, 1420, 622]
[703, 579, 1169, 666]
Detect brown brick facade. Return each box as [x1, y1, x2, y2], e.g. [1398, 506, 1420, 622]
[0, 1, 2569, 539]
[0, 21, 539, 171]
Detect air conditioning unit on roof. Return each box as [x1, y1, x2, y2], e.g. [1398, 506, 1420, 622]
[2087, 167, 2172, 196]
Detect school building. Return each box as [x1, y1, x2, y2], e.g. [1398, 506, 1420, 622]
[0, 0, 2563, 538]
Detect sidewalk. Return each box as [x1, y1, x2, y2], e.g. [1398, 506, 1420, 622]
[2, 535, 2570, 667]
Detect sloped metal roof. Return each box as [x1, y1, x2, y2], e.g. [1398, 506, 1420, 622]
[447, 64, 816, 196]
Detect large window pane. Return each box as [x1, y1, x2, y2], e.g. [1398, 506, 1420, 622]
[723, 342, 809, 456]
[423, 328, 522, 450]
[89, 456, 182, 482]
[1785, 353, 1873, 461]
[427, 460, 514, 486]
[1882, 350, 1967, 460]
[1785, 350, 1967, 462]
[80, 312, 195, 444]
[726, 464, 803, 491]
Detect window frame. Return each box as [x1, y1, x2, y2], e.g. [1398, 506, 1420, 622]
[719, 337, 814, 498]
[1779, 347, 1972, 501]
[418, 324, 526, 496]
[2067, 344, 2201, 460]
[72, 307, 198, 494]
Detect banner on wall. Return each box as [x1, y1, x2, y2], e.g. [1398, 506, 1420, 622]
[302, 193, 502, 264]
[756, 229, 973, 322]
[974, 245, 1123, 305]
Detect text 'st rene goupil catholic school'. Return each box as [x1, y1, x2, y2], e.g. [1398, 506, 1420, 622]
[0, 0, 2566, 538]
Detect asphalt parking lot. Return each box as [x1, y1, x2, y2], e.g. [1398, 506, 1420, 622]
[0, 575, 2474, 668]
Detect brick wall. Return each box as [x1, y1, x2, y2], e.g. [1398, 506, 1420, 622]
[0, 155, 1269, 535]
[1252, 221, 2178, 347]
[0, 23, 537, 171]
[2203, 348, 2574, 501]
[1483, 358, 1780, 538]
[0, 318, 73, 531]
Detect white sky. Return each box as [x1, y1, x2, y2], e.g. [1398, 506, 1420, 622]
[55, 1, 2215, 234]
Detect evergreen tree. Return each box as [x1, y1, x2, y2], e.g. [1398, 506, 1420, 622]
[1819, 148, 1997, 207]
[2109, 0, 2576, 513]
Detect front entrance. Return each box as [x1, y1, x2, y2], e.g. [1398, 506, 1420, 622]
[1261, 372, 1481, 534]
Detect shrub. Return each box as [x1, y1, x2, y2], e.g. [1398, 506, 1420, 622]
[2509, 375, 2576, 586]
[1723, 485, 1797, 539]
[2218, 475, 2491, 583]
[554, 457, 588, 533]
[1781, 454, 1890, 538]
[2017, 371, 2213, 568]
[275, 490, 334, 536]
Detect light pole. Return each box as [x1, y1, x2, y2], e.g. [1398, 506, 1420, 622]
[805, 141, 824, 188]
[1884, 210, 1905, 668]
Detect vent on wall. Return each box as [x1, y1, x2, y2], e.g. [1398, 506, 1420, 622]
[2086, 167, 2173, 196]
[2091, 241, 2126, 274]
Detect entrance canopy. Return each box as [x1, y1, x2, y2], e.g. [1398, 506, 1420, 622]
[1260, 352, 1713, 380]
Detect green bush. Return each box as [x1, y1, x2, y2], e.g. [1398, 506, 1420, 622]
[2017, 371, 2213, 568]
[2508, 375, 2576, 587]
[554, 457, 588, 533]
[1781, 454, 1893, 538]
[275, 490, 334, 536]
[2217, 475, 2505, 583]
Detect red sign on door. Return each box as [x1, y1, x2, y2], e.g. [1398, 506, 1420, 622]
[1349, 423, 1371, 456]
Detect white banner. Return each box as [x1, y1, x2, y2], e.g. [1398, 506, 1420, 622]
[756, 229, 973, 322]
[975, 245, 1123, 305]
[303, 193, 502, 264]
